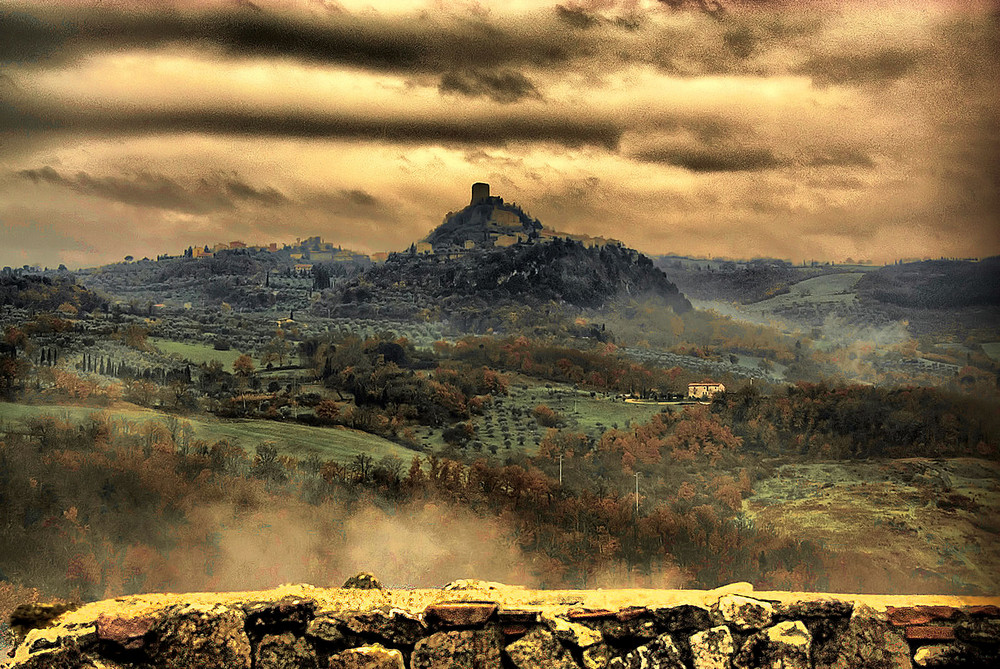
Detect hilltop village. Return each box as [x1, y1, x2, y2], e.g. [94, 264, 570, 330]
[157, 183, 622, 274]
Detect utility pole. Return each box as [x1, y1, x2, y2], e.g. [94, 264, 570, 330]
[559, 453, 563, 485]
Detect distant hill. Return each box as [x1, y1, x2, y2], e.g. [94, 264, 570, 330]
[340, 238, 691, 315]
[655, 256, 807, 304]
[856, 257, 1000, 309]
[330, 183, 692, 321]
[0, 272, 107, 314]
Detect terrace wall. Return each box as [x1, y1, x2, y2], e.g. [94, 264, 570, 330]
[8, 580, 1000, 668]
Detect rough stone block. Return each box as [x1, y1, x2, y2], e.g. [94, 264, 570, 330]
[542, 613, 604, 649]
[608, 632, 685, 669]
[735, 620, 811, 669]
[9, 601, 82, 643]
[243, 597, 316, 635]
[887, 607, 959, 627]
[505, 627, 578, 669]
[714, 595, 775, 632]
[778, 599, 853, 620]
[96, 613, 158, 649]
[689, 625, 735, 669]
[498, 610, 541, 624]
[956, 617, 1000, 645]
[653, 604, 713, 633]
[255, 631, 318, 669]
[964, 605, 1000, 617]
[582, 643, 615, 669]
[22, 622, 97, 656]
[147, 603, 252, 669]
[831, 603, 912, 669]
[344, 609, 427, 646]
[411, 628, 503, 669]
[306, 615, 347, 645]
[328, 643, 406, 669]
[802, 613, 852, 669]
[913, 642, 1000, 668]
[424, 602, 498, 628]
[617, 607, 649, 621]
[11, 645, 94, 669]
[342, 573, 384, 590]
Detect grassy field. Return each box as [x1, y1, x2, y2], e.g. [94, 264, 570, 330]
[982, 342, 1000, 362]
[751, 272, 867, 311]
[151, 339, 247, 368]
[0, 401, 417, 464]
[743, 458, 1000, 594]
[414, 377, 674, 455]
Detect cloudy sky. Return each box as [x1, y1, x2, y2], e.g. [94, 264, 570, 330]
[1, 0, 997, 268]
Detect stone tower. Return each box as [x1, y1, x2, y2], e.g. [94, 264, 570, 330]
[471, 182, 490, 205]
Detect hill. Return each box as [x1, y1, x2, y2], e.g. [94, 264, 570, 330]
[329, 183, 691, 323]
[856, 257, 1000, 309]
[339, 239, 690, 315]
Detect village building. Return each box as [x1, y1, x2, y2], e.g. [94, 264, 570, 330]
[688, 381, 726, 399]
[494, 233, 527, 248]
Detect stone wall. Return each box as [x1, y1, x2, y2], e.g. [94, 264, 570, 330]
[8, 579, 1000, 668]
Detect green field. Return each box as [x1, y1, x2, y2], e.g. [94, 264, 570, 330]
[751, 272, 866, 311]
[744, 458, 1000, 594]
[414, 379, 673, 455]
[0, 402, 416, 464]
[152, 339, 247, 368]
[982, 342, 1000, 362]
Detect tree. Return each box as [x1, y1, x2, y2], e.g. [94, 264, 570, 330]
[123, 324, 149, 351]
[315, 399, 340, 422]
[3, 326, 28, 353]
[252, 442, 285, 482]
[313, 265, 331, 290]
[350, 453, 374, 483]
[233, 354, 255, 377]
[261, 330, 291, 367]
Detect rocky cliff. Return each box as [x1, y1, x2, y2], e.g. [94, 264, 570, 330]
[8, 579, 1000, 668]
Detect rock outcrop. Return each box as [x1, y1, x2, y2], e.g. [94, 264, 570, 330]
[7, 583, 1000, 668]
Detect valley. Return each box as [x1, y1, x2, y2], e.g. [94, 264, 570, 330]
[1, 182, 998, 656]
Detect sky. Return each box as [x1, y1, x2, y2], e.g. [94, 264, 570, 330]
[1, 0, 998, 269]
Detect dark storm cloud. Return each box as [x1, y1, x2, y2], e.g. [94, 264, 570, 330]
[635, 145, 783, 172]
[218, 176, 288, 206]
[656, 0, 728, 18]
[17, 166, 287, 214]
[439, 69, 543, 104]
[302, 188, 398, 223]
[341, 189, 379, 207]
[0, 1, 826, 84]
[0, 5, 575, 73]
[805, 147, 874, 169]
[2, 1, 926, 99]
[556, 5, 601, 29]
[2, 105, 622, 149]
[796, 48, 921, 86]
